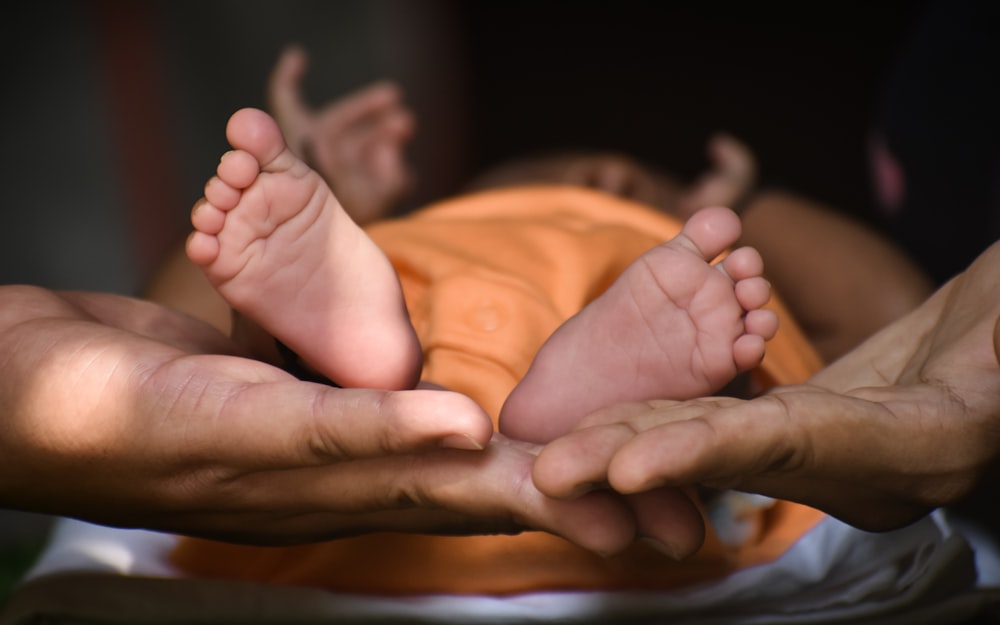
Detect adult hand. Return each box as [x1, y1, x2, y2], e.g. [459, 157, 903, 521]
[0, 285, 636, 554]
[535, 241, 1000, 540]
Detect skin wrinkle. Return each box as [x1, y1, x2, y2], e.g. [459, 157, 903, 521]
[370, 390, 424, 456]
[366, 448, 479, 515]
[153, 359, 218, 453]
[306, 385, 351, 462]
[139, 356, 193, 433]
[579, 410, 638, 492]
[867, 360, 898, 387]
[775, 387, 966, 518]
[1, 322, 57, 426]
[391, 458, 430, 512]
[457, 441, 535, 529]
[198, 460, 352, 518]
[234, 180, 328, 290]
[908, 388, 988, 504]
[760, 392, 810, 476]
[634, 251, 703, 388]
[604, 419, 678, 493]
[36, 334, 125, 455]
[505, 446, 544, 527]
[161, 419, 236, 511]
[162, 366, 291, 509]
[679, 415, 735, 489]
[369, 447, 528, 540]
[376, 457, 443, 513]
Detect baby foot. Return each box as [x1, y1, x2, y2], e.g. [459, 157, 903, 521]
[499, 206, 777, 443]
[268, 46, 415, 225]
[186, 107, 422, 389]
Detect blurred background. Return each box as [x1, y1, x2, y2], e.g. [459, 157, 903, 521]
[2, 0, 945, 293]
[2, 0, 997, 598]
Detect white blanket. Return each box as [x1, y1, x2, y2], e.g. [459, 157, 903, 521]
[4, 510, 999, 624]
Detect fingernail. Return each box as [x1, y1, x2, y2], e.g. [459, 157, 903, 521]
[440, 434, 484, 451]
[640, 537, 685, 562]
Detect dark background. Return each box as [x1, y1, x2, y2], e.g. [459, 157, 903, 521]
[458, 1, 927, 220]
[1, 0, 937, 293]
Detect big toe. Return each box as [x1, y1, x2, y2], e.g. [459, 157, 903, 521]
[677, 206, 742, 260]
[225, 108, 288, 167]
[745, 309, 779, 341]
[733, 334, 767, 371]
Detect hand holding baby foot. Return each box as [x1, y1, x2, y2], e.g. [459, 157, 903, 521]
[499, 206, 777, 444]
[535, 240, 1000, 536]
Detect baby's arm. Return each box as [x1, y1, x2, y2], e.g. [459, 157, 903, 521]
[737, 189, 933, 362]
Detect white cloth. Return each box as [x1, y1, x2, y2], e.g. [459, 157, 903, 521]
[8, 510, 998, 624]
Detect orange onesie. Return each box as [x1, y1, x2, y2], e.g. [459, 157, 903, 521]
[171, 186, 826, 595]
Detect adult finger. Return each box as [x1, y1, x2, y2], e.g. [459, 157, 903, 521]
[602, 388, 947, 530]
[154, 433, 638, 555]
[532, 399, 720, 498]
[627, 488, 705, 561]
[148, 354, 495, 469]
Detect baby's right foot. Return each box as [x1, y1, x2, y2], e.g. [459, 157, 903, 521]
[499, 206, 777, 443]
[186, 107, 421, 389]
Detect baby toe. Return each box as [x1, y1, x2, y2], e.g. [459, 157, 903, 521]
[190, 198, 226, 235]
[744, 309, 779, 341]
[203, 175, 243, 211]
[216, 149, 261, 190]
[718, 246, 764, 281]
[735, 276, 772, 311]
[733, 334, 767, 371]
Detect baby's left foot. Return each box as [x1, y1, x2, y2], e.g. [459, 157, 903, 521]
[186, 108, 421, 390]
[499, 206, 777, 443]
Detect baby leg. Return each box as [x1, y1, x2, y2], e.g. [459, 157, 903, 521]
[186, 107, 421, 389]
[499, 206, 776, 443]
